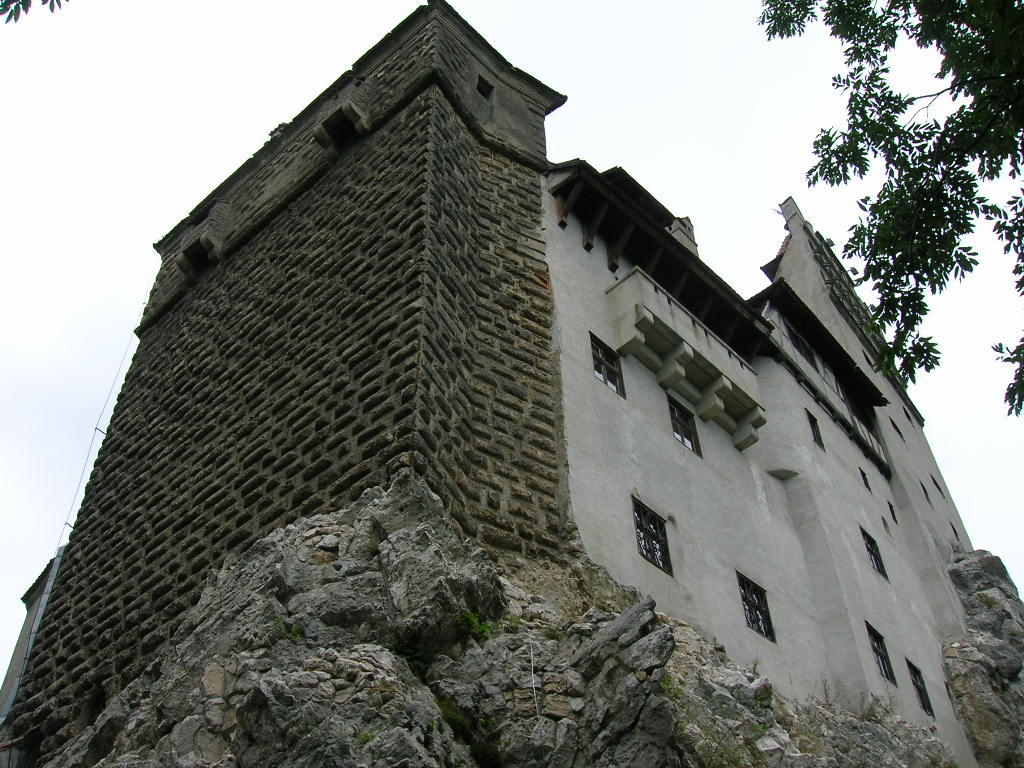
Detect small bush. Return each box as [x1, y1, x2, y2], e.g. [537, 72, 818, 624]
[437, 697, 473, 742]
[456, 612, 493, 642]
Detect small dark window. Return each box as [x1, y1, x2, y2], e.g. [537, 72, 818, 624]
[920, 480, 932, 506]
[887, 502, 898, 525]
[889, 417, 905, 442]
[859, 468, 872, 492]
[931, 475, 946, 499]
[476, 75, 494, 99]
[950, 522, 962, 544]
[591, 334, 625, 397]
[182, 239, 211, 276]
[669, 398, 701, 456]
[806, 410, 824, 449]
[881, 516, 890, 535]
[903, 407, 913, 425]
[862, 528, 888, 579]
[907, 660, 934, 716]
[737, 572, 776, 642]
[632, 498, 672, 575]
[866, 622, 897, 684]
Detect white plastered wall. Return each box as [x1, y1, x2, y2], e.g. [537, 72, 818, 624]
[543, 178, 977, 767]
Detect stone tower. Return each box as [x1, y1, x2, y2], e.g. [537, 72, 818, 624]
[7, 2, 568, 760]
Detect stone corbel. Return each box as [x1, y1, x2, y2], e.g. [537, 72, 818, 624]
[732, 405, 766, 451]
[697, 375, 731, 422]
[615, 305, 660, 369]
[656, 342, 702, 404]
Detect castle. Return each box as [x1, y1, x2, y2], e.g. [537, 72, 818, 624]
[0, 2, 988, 765]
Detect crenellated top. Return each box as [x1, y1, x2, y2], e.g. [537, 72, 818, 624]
[141, 0, 565, 332]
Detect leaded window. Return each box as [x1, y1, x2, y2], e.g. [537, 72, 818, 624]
[737, 572, 776, 642]
[591, 333, 625, 397]
[866, 622, 897, 683]
[907, 660, 934, 716]
[632, 498, 672, 575]
[669, 398, 701, 455]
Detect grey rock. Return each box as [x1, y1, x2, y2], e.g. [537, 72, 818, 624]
[945, 550, 1024, 768]
[32, 474, 985, 768]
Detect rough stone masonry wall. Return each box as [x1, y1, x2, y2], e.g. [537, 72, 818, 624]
[12, 77, 562, 763]
[414, 90, 563, 560]
[13, 92, 435, 759]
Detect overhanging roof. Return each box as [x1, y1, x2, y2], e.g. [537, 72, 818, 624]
[749, 279, 888, 407]
[549, 160, 777, 364]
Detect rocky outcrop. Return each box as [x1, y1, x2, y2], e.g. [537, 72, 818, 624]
[39, 473, 963, 768]
[944, 551, 1024, 768]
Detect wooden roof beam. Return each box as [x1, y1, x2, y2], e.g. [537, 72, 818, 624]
[608, 222, 635, 272]
[556, 180, 583, 229]
[645, 247, 663, 276]
[670, 270, 690, 302]
[583, 202, 608, 252]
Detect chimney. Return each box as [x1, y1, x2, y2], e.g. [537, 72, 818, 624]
[667, 216, 699, 258]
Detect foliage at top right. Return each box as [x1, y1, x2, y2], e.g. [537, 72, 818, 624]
[760, 0, 1024, 415]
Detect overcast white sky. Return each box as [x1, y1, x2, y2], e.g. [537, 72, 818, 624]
[1, 1, 1020, 675]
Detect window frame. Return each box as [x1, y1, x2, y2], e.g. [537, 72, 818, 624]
[889, 416, 906, 442]
[669, 397, 701, 456]
[950, 522, 962, 547]
[859, 467, 872, 492]
[866, 622, 897, 684]
[590, 333, 626, 397]
[632, 497, 672, 575]
[737, 572, 776, 642]
[861, 528, 888, 580]
[906, 659, 935, 716]
[806, 409, 824, 449]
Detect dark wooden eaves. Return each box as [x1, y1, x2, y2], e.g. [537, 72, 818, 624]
[550, 161, 777, 364]
[749, 279, 887, 407]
